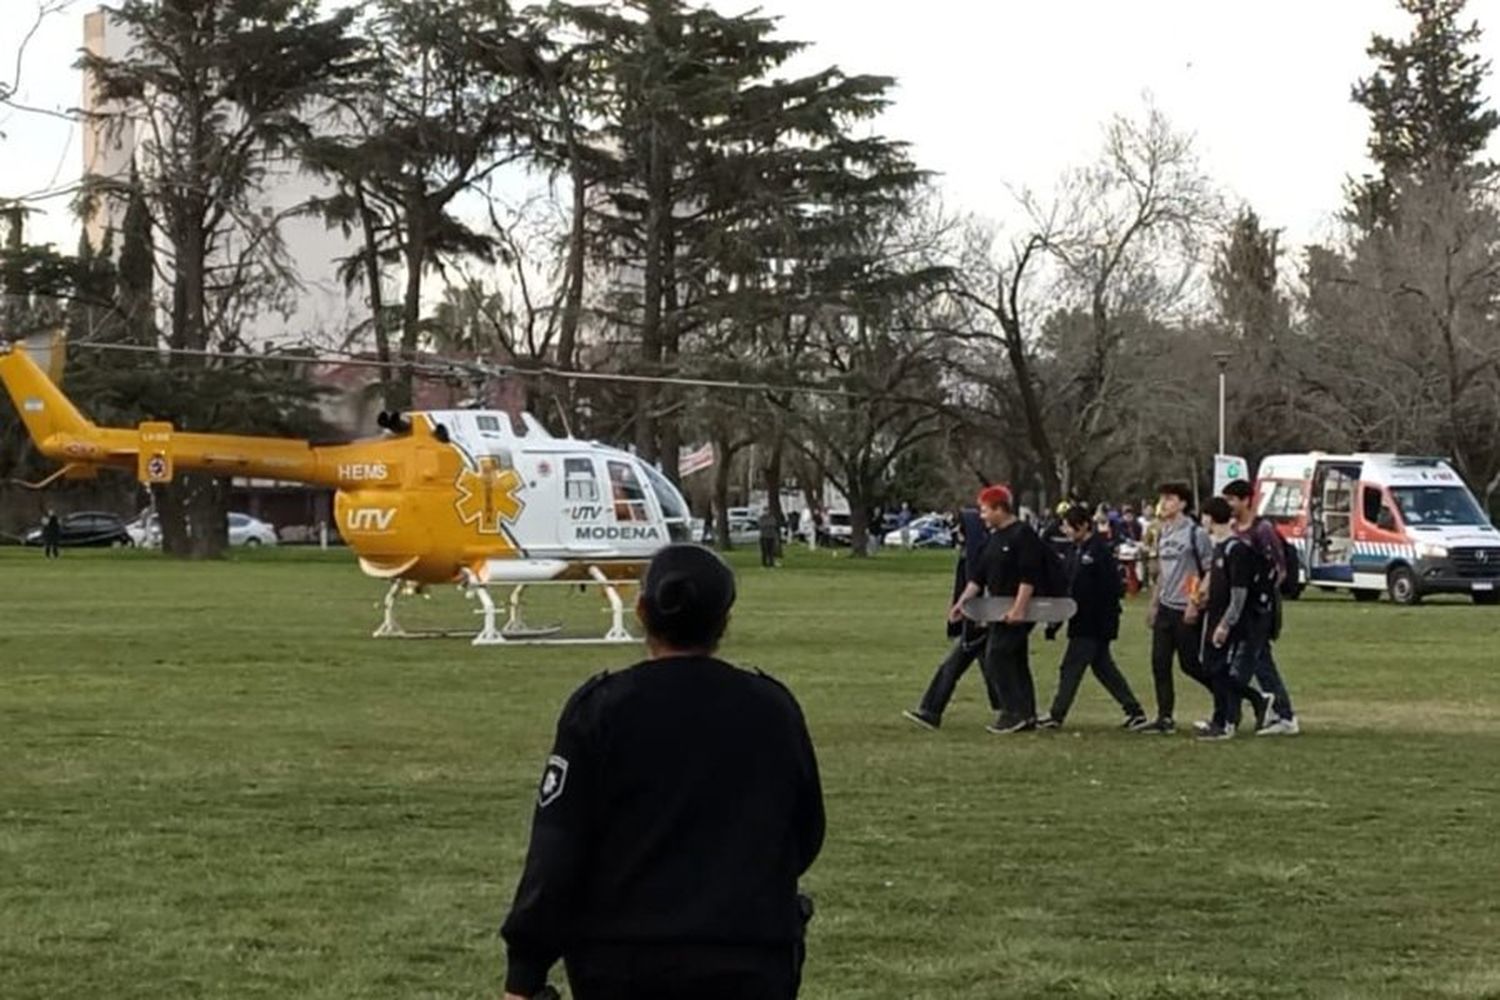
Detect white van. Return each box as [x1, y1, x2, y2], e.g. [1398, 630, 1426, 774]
[1254, 453, 1500, 605]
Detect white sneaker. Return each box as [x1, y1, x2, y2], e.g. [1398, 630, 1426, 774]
[1257, 716, 1301, 737]
[1191, 720, 1214, 735]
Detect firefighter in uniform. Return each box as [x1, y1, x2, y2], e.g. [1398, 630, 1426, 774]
[501, 544, 825, 1000]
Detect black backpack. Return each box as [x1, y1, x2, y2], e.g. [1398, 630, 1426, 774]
[1248, 516, 1301, 599]
[1231, 537, 1278, 614]
[1278, 535, 1302, 598]
[1036, 536, 1072, 597]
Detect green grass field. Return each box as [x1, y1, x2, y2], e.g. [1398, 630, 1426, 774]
[3, 545, 1500, 999]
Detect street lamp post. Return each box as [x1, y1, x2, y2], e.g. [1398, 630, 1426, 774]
[1212, 351, 1233, 456]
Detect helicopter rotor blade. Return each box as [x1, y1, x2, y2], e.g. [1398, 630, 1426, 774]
[61, 341, 866, 400]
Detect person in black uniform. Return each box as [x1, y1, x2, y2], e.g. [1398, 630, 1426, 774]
[1037, 506, 1149, 731]
[948, 484, 1046, 734]
[500, 544, 825, 1000]
[902, 507, 1003, 729]
[41, 509, 61, 559]
[1196, 497, 1276, 741]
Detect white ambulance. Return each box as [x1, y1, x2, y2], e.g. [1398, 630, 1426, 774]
[1253, 453, 1500, 605]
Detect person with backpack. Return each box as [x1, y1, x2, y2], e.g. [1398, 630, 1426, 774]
[1195, 498, 1278, 741]
[1222, 480, 1301, 736]
[1141, 482, 1216, 735]
[902, 507, 1004, 729]
[948, 484, 1049, 734]
[1036, 506, 1149, 731]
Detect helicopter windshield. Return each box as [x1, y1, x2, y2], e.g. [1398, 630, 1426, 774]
[642, 463, 691, 540]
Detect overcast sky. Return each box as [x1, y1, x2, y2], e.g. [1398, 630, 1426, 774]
[5, 0, 1500, 255]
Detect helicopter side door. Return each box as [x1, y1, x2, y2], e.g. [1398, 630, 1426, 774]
[558, 455, 614, 553]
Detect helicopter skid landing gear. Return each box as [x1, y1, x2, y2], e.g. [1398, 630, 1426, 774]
[590, 565, 634, 643]
[496, 584, 564, 640]
[376, 569, 637, 645]
[372, 579, 408, 638]
[468, 579, 507, 645]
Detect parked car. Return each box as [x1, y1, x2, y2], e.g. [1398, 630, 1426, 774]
[883, 514, 953, 549]
[229, 512, 278, 547]
[23, 511, 133, 548]
[703, 515, 760, 547]
[125, 511, 161, 548]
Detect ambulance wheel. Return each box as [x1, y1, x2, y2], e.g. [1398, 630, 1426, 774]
[1473, 592, 1500, 606]
[1352, 589, 1381, 603]
[1387, 567, 1421, 606]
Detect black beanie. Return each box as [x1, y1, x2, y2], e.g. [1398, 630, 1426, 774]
[640, 544, 737, 649]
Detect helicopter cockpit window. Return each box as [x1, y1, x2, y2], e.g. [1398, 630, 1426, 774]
[642, 463, 688, 521]
[564, 457, 598, 503]
[607, 460, 651, 522]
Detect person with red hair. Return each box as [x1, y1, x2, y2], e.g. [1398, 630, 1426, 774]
[948, 484, 1047, 733]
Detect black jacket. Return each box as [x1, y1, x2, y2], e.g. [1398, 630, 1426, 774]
[948, 509, 986, 639]
[1067, 532, 1122, 641]
[501, 656, 825, 996]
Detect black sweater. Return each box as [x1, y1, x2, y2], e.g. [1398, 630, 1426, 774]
[501, 656, 825, 995]
[1067, 533, 1122, 640]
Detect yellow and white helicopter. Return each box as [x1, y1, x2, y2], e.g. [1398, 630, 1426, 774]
[0, 335, 698, 646]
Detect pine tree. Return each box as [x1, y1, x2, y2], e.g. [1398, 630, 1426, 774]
[557, 0, 925, 481]
[302, 0, 553, 412]
[78, 0, 366, 558]
[1350, 0, 1499, 223]
[1210, 208, 1287, 344]
[116, 163, 155, 347]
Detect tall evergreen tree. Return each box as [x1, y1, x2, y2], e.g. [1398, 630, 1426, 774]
[115, 164, 156, 347]
[302, 0, 553, 412]
[1350, 0, 1499, 223]
[558, 0, 923, 480]
[78, 0, 366, 558]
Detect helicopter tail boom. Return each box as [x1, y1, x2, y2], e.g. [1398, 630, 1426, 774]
[0, 340, 358, 488]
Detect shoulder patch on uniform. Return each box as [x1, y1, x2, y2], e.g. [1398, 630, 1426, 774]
[538, 754, 569, 808]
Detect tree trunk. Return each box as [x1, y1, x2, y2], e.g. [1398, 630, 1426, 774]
[555, 157, 588, 401]
[159, 207, 226, 558]
[185, 473, 228, 558]
[355, 184, 393, 410]
[712, 435, 733, 551]
[848, 494, 870, 558]
[636, 119, 669, 463]
[394, 193, 425, 413]
[154, 480, 189, 556]
[764, 435, 785, 527]
[657, 226, 681, 481]
[998, 307, 1062, 500]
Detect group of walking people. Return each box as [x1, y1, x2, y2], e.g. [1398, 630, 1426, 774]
[494, 478, 1304, 998]
[904, 480, 1300, 740]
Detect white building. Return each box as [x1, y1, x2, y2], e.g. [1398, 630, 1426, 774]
[81, 7, 367, 347]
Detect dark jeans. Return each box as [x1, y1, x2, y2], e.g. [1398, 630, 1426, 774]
[1207, 614, 1273, 728]
[567, 943, 801, 1000]
[43, 540, 60, 558]
[759, 537, 778, 567]
[1254, 644, 1295, 720]
[984, 623, 1036, 722]
[917, 624, 1001, 720]
[1048, 637, 1143, 722]
[1150, 605, 1211, 721]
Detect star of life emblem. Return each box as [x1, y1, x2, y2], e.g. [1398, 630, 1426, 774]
[538, 755, 569, 808]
